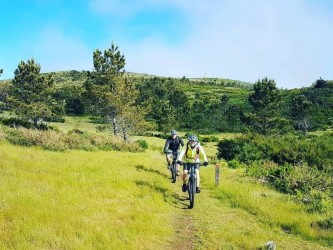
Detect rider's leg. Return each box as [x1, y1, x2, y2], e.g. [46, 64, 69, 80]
[182, 169, 188, 192]
[195, 169, 200, 187]
[182, 169, 188, 182]
[166, 154, 171, 164]
[166, 154, 172, 169]
[196, 168, 201, 193]
[176, 163, 180, 174]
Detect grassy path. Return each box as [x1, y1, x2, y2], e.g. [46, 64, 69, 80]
[0, 141, 332, 249]
[168, 176, 197, 250]
[163, 162, 332, 249]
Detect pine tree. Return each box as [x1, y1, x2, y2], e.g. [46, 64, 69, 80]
[9, 59, 60, 127]
[84, 43, 147, 141]
[243, 77, 290, 135]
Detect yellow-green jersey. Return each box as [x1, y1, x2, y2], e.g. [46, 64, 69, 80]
[177, 142, 208, 163]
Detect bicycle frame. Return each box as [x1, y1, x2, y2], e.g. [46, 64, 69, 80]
[167, 150, 179, 183]
[185, 163, 202, 209]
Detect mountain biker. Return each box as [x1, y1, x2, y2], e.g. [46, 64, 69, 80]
[163, 130, 184, 175]
[177, 134, 208, 193]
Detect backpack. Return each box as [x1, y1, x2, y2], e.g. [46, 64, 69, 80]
[185, 142, 200, 160]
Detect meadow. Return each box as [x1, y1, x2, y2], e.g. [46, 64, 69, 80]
[0, 125, 332, 249]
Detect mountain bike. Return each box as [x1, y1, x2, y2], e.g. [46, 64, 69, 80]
[182, 162, 205, 209]
[167, 150, 179, 183]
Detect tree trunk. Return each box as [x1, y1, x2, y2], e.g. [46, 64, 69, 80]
[111, 112, 118, 135]
[33, 117, 38, 128]
[122, 127, 128, 142]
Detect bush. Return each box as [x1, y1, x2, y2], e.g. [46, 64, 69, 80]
[246, 161, 280, 184]
[96, 125, 107, 133]
[68, 129, 85, 134]
[246, 160, 333, 212]
[312, 217, 333, 230]
[5, 129, 37, 147]
[227, 159, 243, 169]
[217, 139, 242, 161]
[201, 136, 219, 142]
[0, 117, 33, 128]
[237, 142, 265, 164]
[3, 127, 143, 152]
[0, 117, 59, 131]
[0, 127, 6, 141]
[136, 140, 148, 149]
[44, 116, 65, 123]
[154, 133, 169, 139]
[136, 131, 154, 137]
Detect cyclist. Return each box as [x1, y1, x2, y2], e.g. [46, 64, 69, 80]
[177, 134, 208, 193]
[163, 130, 184, 175]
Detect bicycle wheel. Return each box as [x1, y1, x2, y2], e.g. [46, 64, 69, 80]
[171, 162, 177, 183]
[188, 176, 196, 209]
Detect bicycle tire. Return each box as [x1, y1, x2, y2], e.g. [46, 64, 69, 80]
[188, 175, 196, 209]
[171, 162, 177, 183]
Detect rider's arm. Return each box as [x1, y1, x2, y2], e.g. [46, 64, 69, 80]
[198, 145, 208, 162]
[163, 139, 170, 153]
[179, 137, 185, 147]
[177, 149, 185, 162]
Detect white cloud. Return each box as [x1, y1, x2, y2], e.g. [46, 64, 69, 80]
[119, 0, 333, 88]
[4, 0, 332, 89]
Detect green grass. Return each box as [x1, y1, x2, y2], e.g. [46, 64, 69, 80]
[200, 167, 333, 248]
[0, 142, 173, 249]
[0, 140, 332, 249]
[49, 116, 104, 134]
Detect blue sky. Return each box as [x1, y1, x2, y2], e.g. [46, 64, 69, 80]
[1, 0, 333, 89]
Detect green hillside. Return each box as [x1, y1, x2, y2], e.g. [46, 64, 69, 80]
[0, 67, 332, 249]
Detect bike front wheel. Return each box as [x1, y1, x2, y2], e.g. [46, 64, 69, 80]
[188, 177, 196, 209]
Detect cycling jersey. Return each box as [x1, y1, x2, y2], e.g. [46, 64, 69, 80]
[163, 136, 184, 152]
[177, 142, 208, 163]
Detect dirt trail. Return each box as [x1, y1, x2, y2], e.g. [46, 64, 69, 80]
[168, 181, 198, 250]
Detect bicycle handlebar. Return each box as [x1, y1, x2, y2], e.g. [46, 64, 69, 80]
[177, 161, 208, 167]
[166, 149, 180, 154]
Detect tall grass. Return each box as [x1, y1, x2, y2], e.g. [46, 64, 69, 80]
[0, 140, 332, 249]
[2, 126, 142, 152]
[0, 142, 173, 249]
[199, 166, 333, 249]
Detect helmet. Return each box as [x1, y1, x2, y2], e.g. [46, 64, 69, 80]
[187, 134, 198, 142]
[171, 130, 177, 135]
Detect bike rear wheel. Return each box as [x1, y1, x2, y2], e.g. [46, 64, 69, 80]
[171, 162, 177, 183]
[188, 176, 196, 209]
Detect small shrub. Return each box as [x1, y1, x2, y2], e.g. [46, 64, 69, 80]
[217, 139, 242, 161]
[201, 137, 212, 142]
[312, 217, 333, 230]
[136, 131, 154, 137]
[307, 190, 333, 213]
[0, 117, 33, 128]
[44, 116, 65, 123]
[201, 136, 219, 142]
[0, 128, 5, 141]
[154, 133, 169, 139]
[68, 129, 85, 135]
[238, 142, 265, 164]
[228, 159, 242, 169]
[3, 127, 143, 152]
[136, 140, 148, 149]
[246, 161, 279, 181]
[96, 125, 107, 133]
[210, 136, 219, 142]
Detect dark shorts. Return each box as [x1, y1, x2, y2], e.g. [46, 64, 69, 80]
[183, 163, 201, 171]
